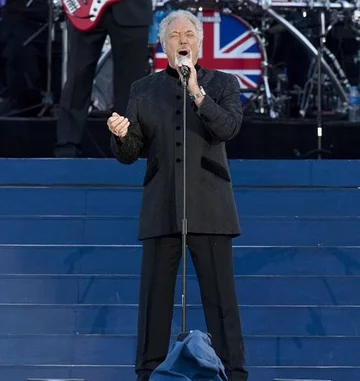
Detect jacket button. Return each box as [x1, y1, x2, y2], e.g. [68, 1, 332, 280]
[176, 95, 181, 99]
[176, 142, 181, 147]
[176, 110, 181, 115]
[176, 158, 181, 163]
[176, 126, 181, 130]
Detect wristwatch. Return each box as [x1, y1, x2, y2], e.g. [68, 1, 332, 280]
[189, 86, 206, 100]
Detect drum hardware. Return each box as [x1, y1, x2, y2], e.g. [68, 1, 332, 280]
[299, 54, 341, 118]
[299, 11, 351, 118]
[348, 16, 360, 87]
[300, 45, 351, 117]
[241, 13, 291, 118]
[311, 8, 342, 158]
[243, 0, 349, 106]
[247, 21, 279, 118]
[354, 36, 360, 87]
[272, 68, 292, 117]
[259, 18, 278, 118]
[252, 0, 355, 10]
[153, 0, 169, 9]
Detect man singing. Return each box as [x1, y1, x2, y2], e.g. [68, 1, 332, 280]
[107, 9, 248, 381]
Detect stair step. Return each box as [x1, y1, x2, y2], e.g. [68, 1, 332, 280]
[273, 379, 330, 381]
[1, 188, 360, 216]
[0, 159, 145, 186]
[0, 188, 141, 216]
[0, 216, 359, 245]
[27, 379, 82, 381]
[0, 245, 359, 276]
[0, 304, 358, 336]
[1, 159, 359, 187]
[0, 275, 357, 305]
[1, 365, 360, 381]
[0, 366, 70, 381]
[0, 334, 357, 366]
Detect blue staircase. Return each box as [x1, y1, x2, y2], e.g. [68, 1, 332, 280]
[0, 158, 359, 381]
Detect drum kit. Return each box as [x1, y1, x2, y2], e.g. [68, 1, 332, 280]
[90, 0, 360, 119]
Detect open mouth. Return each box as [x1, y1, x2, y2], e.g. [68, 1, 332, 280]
[177, 49, 190, 56]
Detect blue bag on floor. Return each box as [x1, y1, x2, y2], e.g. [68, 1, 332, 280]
[149, 329, 228, 381]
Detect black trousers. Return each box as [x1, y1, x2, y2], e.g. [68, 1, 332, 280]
[54, 8, 149, 157]
[135, 234, 248, 381]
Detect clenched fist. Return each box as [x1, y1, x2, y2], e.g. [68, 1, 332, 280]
[107, 112, 130, 141]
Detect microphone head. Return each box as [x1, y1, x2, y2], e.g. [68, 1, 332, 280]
[180, 65, 190, 78]
[176, 53, 191, 78]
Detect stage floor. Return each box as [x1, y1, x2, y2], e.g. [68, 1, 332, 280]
[0, 115, 359, 159]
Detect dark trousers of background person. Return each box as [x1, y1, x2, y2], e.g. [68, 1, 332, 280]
[135, 234, 249, 381]
[54, 8, 149, 158]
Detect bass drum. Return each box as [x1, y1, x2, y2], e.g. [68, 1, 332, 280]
[152, 7, 266, 107]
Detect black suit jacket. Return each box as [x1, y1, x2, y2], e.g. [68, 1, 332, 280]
[111, 65, 243, 240]
[112, 0, 153, 26]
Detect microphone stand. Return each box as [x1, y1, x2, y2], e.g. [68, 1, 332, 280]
[316, 10, 338, 159]
[6, 0, 56, 117]
[181, 73, 188, 333]
[316, 10, 326, 159]
[176, 69, 212, 343]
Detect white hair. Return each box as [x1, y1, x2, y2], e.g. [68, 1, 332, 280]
[159, 9, 203, 48]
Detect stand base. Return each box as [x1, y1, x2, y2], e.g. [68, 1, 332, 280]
[177, 331, 212, 343]
[4, 92, 55, 118]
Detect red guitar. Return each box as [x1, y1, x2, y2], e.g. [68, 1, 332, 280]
[61, 0, 122, 32]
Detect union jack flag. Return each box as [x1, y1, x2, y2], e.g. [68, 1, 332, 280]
[154, 9, 264, 105]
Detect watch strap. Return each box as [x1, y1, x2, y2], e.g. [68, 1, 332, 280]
[189, 86, 206, 100]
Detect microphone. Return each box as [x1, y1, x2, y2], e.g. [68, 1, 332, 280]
[179, 65, 190, 79]
[177, 55, 190, 79]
